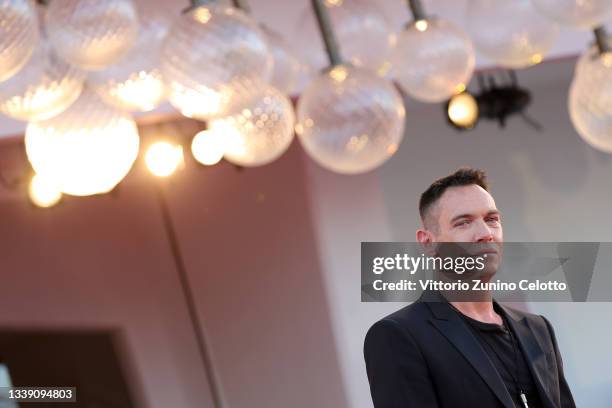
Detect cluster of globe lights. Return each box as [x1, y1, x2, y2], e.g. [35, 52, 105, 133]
[526, 0, 612, 153]
[0, 0, 303, 206]
[0, 0, 611, 206]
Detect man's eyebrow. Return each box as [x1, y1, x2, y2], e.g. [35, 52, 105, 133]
[449, 210, 501, 224]
[449, 213, 473, 224]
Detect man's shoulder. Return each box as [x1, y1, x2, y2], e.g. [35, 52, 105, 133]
[380, 300, 433, 325]
[365, 301, 433, 342]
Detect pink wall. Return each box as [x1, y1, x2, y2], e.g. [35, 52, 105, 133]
[0, 136, 348, 408]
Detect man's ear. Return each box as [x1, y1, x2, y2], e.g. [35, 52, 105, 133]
[416, 228, 437, 256]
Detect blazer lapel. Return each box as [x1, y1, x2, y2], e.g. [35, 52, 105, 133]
[498, 304, 557, 408]
[425, 298, 515, 408]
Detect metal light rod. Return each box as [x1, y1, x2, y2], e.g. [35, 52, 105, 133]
[155, 183, 226, 408]
[593, 26, 610, 54]
[190, 0, 220, 7]
[231, 0, 251, 14]
[407, 0, 427, 21]
[311, 0, 343, 67]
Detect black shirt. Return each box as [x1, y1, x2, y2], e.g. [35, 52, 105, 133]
[451, 303, 543, 408]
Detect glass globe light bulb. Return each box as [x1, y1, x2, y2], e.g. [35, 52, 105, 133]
[145, 142, 183, 177]
[0, 42, 85, 121]
[448, 92, 479, 128]
[210, 84, 295, 167]
[0, 0, 39, 82]
[89, 0, 171, 111]
[296, 65, 405, 174]
[466, 0, 559, 68]
[44, 0, 139, 70]
[391, 17, 475, 103]
[29, 173, 62, 208]
[293, 0, 396, 76]
[191, 129, 226, 166]
[264, 27, 302, 95]
[531, 0, 612, 30]
[162, 4, 272, 121]
[25, 89, 140, 196]
[568, 47, 612, 153]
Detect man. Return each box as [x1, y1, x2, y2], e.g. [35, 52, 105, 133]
[363, 168, 575, 408]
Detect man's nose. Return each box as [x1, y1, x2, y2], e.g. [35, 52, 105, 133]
[474, 220, 494, 242]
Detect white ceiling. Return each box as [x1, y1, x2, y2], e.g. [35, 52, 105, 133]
[0, 0, 609, 139]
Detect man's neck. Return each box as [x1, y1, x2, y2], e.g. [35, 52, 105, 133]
[449, 298, 503, 325]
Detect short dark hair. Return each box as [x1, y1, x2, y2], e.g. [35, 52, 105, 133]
[419, 168, 490, 222]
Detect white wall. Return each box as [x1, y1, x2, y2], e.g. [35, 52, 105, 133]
[305, 58, 612, 408]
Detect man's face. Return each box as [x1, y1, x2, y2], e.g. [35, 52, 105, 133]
[417, 184, 503, 278]
[427, 184, 502, 244]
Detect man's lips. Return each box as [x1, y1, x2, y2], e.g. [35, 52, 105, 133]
[477, 249, 499, 256]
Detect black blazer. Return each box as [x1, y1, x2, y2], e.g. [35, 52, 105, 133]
[364, 292, 576, 408]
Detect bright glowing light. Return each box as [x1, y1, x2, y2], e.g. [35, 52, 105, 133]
[145, 142, 184, 177]
[29, 174, 62, 208]
[193, 8, 212, 24]
[167, 82, 224, 119]
[191, 129, 226, 166]
[94, 70, 166, 112]
[448, 92, 479, 128]
[329, 66, 348, 82]
[415, 19, 429, 32]
[25, 90, 140, 197]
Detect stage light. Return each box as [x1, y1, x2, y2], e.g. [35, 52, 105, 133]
[29, 174, 62, 208]
[191, 129, 225, 166]
[447, 92, 479, 129]
[145, 142, 184, 177]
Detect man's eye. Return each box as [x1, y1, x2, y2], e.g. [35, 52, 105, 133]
[486, 217, 500, 224]
[455, 220, 470, 227]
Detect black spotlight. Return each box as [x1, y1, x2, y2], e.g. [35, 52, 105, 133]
[445, 70, 542, 131]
